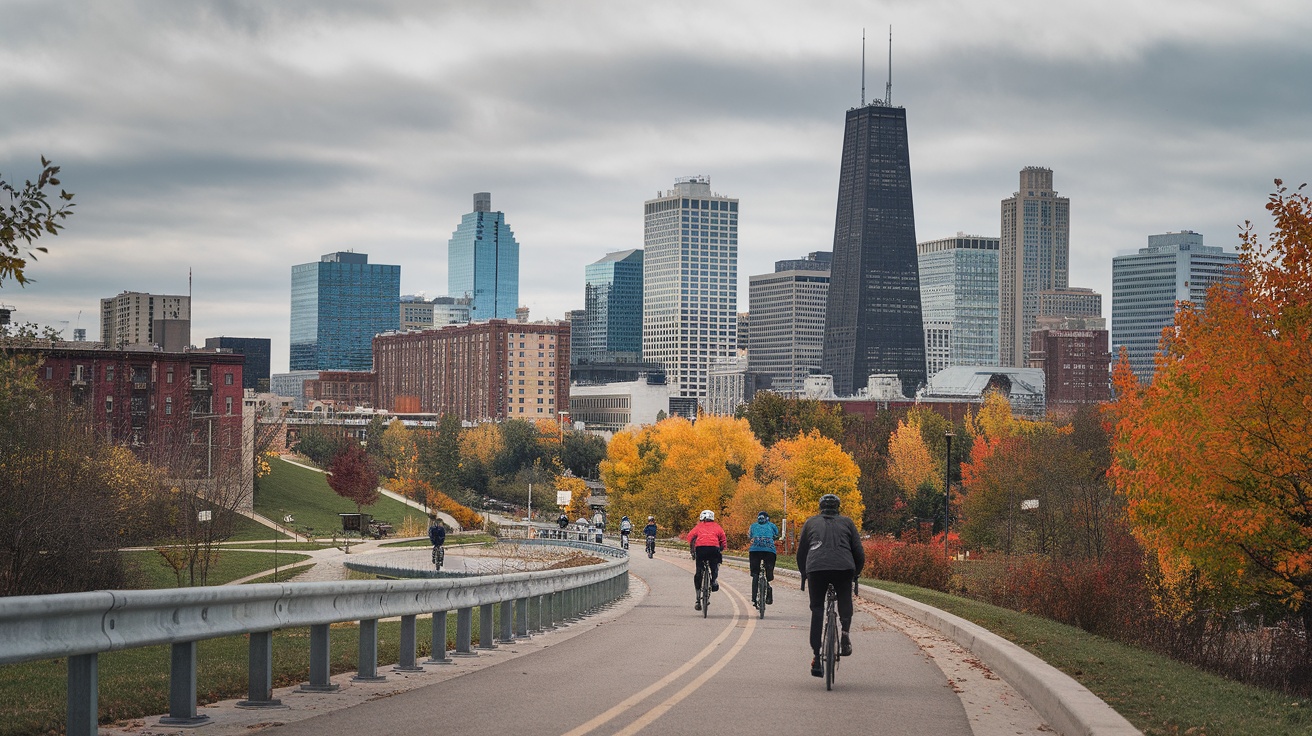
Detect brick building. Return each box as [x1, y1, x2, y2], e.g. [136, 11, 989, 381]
[304, 370, 376, 408]
[1028, 325, 1110, 409]
[15, 344, 247, 483]
[373, 319, 570, 421]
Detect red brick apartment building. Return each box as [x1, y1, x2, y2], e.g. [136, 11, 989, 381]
[304, 370, 376, 407]
[14, 344, 246, 472]
[373, 320, 570, 422]
[1028, 328, 1111, 408]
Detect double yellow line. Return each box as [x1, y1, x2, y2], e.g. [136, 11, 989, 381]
[562, 563, 757, 736]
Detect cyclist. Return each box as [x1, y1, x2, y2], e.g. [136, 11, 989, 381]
[748, 511, 781, 606]
[427, 514, 447, 567]
[797, 493, 864, 678]
[643, 515, 658, 557]
[618, 515, 633, 547]
[687, 509, 727, 611]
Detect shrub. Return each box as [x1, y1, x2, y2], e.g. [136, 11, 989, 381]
[863, 537, 952, 591]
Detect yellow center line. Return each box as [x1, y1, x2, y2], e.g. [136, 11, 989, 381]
[613, 572, 757, 736]
[559, 557, 743, 736]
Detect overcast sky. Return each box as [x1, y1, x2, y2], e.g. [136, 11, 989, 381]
[3, 0, 1310, 373]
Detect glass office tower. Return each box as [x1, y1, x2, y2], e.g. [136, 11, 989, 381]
[916, 235, 1000, 379]
[448, 192, 520, 321]
[582, 249, 644, 363]
[821, 102, 927, 397]
[289, 252, 400, 371]
[1000, 167, 1070, 367]
[643, 176, 738, 399]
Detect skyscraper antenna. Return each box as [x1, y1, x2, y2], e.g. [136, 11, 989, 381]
[886, 25, 893, 106]
[861, 28, 866, 107]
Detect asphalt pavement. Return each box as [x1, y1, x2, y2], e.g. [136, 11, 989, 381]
[225, 546, 1048, 736]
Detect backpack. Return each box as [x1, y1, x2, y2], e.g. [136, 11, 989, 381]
[429, 524, 446, 545]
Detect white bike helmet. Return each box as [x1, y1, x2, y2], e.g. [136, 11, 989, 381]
[699, 509, 715, 521]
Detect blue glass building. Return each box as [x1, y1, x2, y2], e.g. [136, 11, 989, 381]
[289, 252, 400, 371]
[916, 235, 1000, 380]
[581, 249, 644, 363]
[448, 192, 520, 321]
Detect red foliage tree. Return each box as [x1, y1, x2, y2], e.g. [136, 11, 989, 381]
[326, 443, 380, 513]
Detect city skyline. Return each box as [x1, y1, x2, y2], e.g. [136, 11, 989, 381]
[2, 3, 1308, 373]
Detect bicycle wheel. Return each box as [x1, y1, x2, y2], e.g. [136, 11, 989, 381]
[824, 587, 838, 690]
[756, 572, 767, 619]
[701, 562, 711, 618]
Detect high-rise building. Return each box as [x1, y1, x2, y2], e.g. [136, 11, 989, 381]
[289, 251, 400, 372]
[748, 251, 831, 395]
[448, 192, 520, 321]
[1111, 231, 1239, 384]
[204, 337, 271, 391]
[1028, 318, 1111, 409]
[580, 249, 644, 363]
[100, 291, 191, 352]
[821, 100, 926, 397]
[1039, 287, 1101, 322]
[373, 319, 569, 421]
[999, 167, 1070, 367]
[916, 235, 1000, 380]
[642, 176, 738, 399]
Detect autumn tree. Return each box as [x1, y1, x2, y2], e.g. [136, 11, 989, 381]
[558, 473, 591, 520]
[1110, 182, 1312, 617]
[379, 419, 417, 484]
[738, 392, 843, 447]
[887, 414, 942, 498]
[1, 157, 75, 287]
[601, 415, 764, 534]
[762, 429, 863, 533]
[326, 443, 380, 513]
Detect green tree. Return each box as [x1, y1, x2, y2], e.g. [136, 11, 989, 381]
[738, 392, 843, 447]
[417, 414, 464, 502]
[1, 157, 75, 287]
[562, 430, 606, 478]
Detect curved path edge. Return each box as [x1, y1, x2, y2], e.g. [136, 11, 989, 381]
[860, 583, 1140, 736]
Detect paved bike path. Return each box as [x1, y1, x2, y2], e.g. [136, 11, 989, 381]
[259, 547, 986, 736]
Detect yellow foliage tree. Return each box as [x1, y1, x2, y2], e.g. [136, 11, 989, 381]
[887, 415, 941, 496]
[600, 415, 764, 534]
[459, 422, 503, 467]
[720, 477, 784, 549]
[762, 430, 862, 532]
[557, 473, 591, 520]
[379, 419, 416, 481]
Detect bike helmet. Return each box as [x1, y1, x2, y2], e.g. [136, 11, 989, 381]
[757, 511, 769, 522]
[818, 493, 841, 512]
[647, 515, 655, 521]
[622, 516, 629, 521]
[699, 509, 715, 521]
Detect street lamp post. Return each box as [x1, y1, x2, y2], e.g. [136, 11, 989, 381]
[944, 432, 954, 559]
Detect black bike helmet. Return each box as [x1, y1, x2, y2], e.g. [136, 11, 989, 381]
[818, 493, 841, 512]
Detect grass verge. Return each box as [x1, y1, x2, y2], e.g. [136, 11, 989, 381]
[240, 563, 317, 584]
[254, 458, 425, 538]
[380, 533, 498, 548]
[122, 550, 311, 588]
[864, 579, 1310, 736]
[0, 615, 501, 736]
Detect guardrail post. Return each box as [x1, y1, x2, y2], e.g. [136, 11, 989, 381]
[497, 600, 515, 643]
[159, 641, 209, 726]
[477, 603, 497, 649]
[300, 623, 339, 692]
[516, 597, 530, 637]
[542, 592, 556, 629]
[353, 619, 386, 681]
[67, 653, 98, 736]
[237, 631, 282, 708]
[455, 607, 475, 656]
[426, 611, 453, 664]
[394, 615, 423, 672]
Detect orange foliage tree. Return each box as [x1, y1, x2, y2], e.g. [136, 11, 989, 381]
[1109, 182, 1312, 615]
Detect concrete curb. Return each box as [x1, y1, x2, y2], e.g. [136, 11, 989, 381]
[735, 558, 1140, 736]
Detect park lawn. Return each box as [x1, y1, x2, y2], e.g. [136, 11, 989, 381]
[0, 616, 497, 736]
[380, 533, 498, 547]
[219, 541, 335, 551]
[224, 512, 293, 542]
[254, 458, 425, 539]
[241, 563, 317, 584]
[122, 549, 311, 589]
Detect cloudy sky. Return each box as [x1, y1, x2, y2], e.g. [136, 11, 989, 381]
[3, 0, 1310, 372]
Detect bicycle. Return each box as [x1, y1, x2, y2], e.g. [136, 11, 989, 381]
[698, 558, 713, 618]
[821, 583, 839, 690]
[645, 535, 656, 559]
[620, 533, 630, 551]
[431, 545, 445, 572]
[755, 567, 770, 619]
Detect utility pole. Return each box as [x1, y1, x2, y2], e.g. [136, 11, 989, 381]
[944, 432, 954, 559]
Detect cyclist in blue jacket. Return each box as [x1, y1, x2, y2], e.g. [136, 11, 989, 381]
[748, 511, 781, 606]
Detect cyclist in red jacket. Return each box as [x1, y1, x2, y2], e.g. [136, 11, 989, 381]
[687, 509, 727, 611]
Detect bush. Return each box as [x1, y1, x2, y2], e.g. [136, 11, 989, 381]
[863, 538, 952, 591]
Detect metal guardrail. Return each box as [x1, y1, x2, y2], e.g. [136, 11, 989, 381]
[0, 541, 629, 735]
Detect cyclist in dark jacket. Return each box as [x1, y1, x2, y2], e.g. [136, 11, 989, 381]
[428, 515, 447, 547]
[797, 494, 864, 677]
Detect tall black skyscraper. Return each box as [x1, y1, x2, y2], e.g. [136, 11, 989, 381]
[821, 100, 926, 397]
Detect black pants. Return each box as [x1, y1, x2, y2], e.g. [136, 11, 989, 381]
[806, 569, 854, 655]
[749, 551, 777, 600]
[692, 546, 722, 591]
